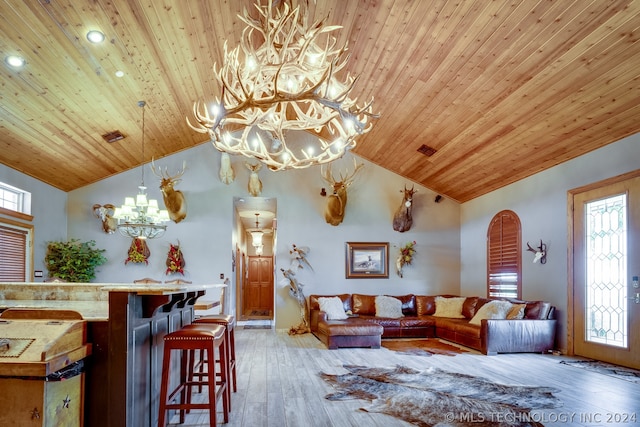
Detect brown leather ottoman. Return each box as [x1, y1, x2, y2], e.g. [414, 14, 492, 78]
[316, 319, 383, 349]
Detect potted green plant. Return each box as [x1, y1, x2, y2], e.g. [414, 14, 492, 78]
[45, 239, 107, 282]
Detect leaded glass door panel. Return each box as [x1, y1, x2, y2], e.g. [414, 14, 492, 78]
[573, 174, 640, 369]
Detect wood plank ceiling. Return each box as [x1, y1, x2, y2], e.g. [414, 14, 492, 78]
[1, 0, 639, 202]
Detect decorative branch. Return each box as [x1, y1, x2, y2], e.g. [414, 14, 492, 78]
[282, 268, 310, 335]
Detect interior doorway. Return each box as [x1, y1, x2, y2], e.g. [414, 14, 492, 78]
[244, 256, 274, 318]
[570, 170, 640, 369]
[233, 197, 277, 322]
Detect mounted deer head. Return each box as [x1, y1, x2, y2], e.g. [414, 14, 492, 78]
[392, 185, 418, 232]
[245, 162, 263, 196]
[320, 159, 364, 226]
[92, 203, 116, 234]
[219, 152, 235, 184]
[526, 239, 547, 264]
[151, 159, 187, 223]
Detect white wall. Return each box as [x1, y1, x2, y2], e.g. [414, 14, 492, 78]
[67, 142, 461, 329]
[68, 143, 233, 284]
[7, 132, 639, 338]
[0, 165, 67, 277]
[460, 134, 640, 352]
[8, 130, 639, 340]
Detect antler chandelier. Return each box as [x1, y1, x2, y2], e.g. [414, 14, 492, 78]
[187, 0, 378, 171]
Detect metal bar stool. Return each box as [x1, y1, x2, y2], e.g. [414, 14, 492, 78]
[157, 324, 229, 427]
[193, 314, 237, 395]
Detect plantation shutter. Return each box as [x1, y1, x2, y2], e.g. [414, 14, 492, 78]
[0, 224, 27, 281]
[487, 210, 521, 298]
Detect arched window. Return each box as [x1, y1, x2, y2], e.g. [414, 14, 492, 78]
[487, 210, 521, 298]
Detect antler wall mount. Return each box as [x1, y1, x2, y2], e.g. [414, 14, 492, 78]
[526, 240, 547, 264]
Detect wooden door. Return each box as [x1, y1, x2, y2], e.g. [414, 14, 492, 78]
[572, 172, 640, 369]
[244, 256, 273, 317]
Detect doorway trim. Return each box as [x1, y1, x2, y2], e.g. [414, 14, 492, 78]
[567, 168, 640, 356]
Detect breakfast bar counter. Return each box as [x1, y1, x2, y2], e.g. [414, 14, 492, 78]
[0, 282, 223, 427]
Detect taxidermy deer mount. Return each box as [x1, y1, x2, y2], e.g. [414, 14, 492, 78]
[392, 185, 417, 232]
[219, 152, 235, 184]
[320, 160, 364, 226]
[151, 159, 187, 223]
[246, 162, 263, 196]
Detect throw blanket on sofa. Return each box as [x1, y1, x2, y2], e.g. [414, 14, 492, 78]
[320, 364, 562, 426]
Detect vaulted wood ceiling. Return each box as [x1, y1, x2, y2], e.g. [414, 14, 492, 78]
[2, 0, 639, 202]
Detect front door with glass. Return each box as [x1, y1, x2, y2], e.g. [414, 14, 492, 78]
[572, 173, 640, 369]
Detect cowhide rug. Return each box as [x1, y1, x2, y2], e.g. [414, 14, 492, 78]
[560, 359, 640, 384]
[320, 365, 562, 427]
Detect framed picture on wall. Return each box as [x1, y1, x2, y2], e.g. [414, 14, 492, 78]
[345, 242, 389, 279]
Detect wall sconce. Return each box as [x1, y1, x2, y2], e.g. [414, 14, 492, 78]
[526, 240, 547, 264]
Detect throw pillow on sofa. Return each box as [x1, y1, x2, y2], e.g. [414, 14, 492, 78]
[469, 300, 513, 325]
[433, 296, 466, 318]
[416, 295, 436, 315]
[375, 295, 404, 318]
[506, 303, 526, 319]
[318, 297, 348, 320]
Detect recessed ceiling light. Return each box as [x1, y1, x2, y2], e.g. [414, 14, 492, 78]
[86, 30, 105, 44]
[115, 70, 124, 77]
[5, 55, 25, 69]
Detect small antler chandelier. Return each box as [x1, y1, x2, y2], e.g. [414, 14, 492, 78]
[187, 0, 378, 171]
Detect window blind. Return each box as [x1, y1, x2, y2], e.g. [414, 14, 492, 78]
[0, 225, 27, 281]
[487, 210, 521, 298]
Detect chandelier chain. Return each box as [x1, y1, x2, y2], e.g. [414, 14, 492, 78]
[139, 100, 146, 187]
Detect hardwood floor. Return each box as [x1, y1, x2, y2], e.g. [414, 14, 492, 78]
[168, 328, 640, 426]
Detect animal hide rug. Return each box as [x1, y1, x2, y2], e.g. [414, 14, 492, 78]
[320, 365, 562, 427]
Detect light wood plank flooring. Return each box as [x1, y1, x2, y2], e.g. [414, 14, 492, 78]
[168, 328, 640, 426]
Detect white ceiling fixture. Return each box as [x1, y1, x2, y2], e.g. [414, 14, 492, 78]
[249, 213, 264, 247]
[187, 0, 378, 171]
[245, 210, 276, 249]
[86, 30, 105, 44]
[113, 101, 170, 239]
[5, 55, 25, 69]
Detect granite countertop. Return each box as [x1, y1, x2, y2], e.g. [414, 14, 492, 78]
[0, 282, 227, 321]
[0, 300, 109, 321]
[101, 283, 226, 295]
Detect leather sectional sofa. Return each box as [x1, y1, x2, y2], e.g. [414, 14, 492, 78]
[309, 293, 557, 355]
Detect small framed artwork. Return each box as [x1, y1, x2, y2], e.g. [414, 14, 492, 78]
[345, 242, 389, 279]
